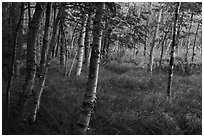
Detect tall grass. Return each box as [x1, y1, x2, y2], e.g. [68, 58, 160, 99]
[2, 55, 202, 134]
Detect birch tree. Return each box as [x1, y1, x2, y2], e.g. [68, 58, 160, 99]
[18, 2, 46, 122]
[143, 3, 152, 56]
[84, 12, 92, 66]
[191, 20, 201, 63]
[5, 2, 24, 132]
[60, 21, 66, 67]
[38, 3, 52, 77]
[30, 3, 63, 123]
[184, 12, 194, 73]
[148, 6, 162, 75]
[167, 2, 181, 100]
[76, 14, 87, 75]
[76, 2, 105, 134]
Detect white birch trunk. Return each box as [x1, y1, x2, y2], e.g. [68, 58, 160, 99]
[76, 15, 87, 75]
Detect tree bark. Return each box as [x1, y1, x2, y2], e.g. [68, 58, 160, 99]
[148, 8, 162, 75]
[144, 3, 151, 56]
[71, 22, 79, 50]
[54, 27, 60, 57]
[191, 20, 201, 63]
[184, 12, 194, 73]
[17, 2, 46, 122]
[175, 12, 184, 54]
[76, 3, 105, 134]
[38, 3, 52, 78]
[167, 2, 181, 100]
[84, 12, 92, 66]
[62, 21, 69, 76]
[159, 31, 167, 69]
[27, 2, 31, 25]
[29, 4, 63, 123]
[76, 14, 87, 75]
[5, 2, 24, 133]
[60, 21, 66, 67]
[51, 4, 57, 58]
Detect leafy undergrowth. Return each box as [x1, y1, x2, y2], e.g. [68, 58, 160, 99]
[2, 58, 202, 135]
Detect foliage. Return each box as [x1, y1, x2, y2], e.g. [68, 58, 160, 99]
[2, 2, 202, 135]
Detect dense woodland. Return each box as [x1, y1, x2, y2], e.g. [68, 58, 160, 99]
[2, 2, 202, 135]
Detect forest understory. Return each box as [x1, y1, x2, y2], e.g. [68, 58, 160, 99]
[2, 53, 202, 135]
[2, 2, 202, 135]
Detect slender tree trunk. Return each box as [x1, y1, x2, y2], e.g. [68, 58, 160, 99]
[64, 44, 69, 76]
[63, 25, 69, 76]
[184, 12, 194, 73]
[71, 23, 79, 50]
[76, 14, 87, 75]
[59, 5, 66, 67]
[27, 2, 31, 25]
[175, 12, 183, 54]
[84, 12, 91, 66]
[17, 2, 46, 122]
[15, 7, 25, 78]
[144, 3, 151, 56]
[60, 21, 66, 67]
[159, 31, 167, 69]
[101, 20, 108, 57]
[36, 34, 41, 66]
[38, 3, 52, 78]
[54, 27, 60, 57]
[191, 20, 201, 63]
[148, 8, 162, 75]
[51, 4, 57, 58]
[5, 3, 24, 133]
[29, 4, 63, 123]
[136, 4, 140, 56]
[75, 3, 105, 134]
[175, 29, 180, 55]
[167, 2, 181, 100]
[61, 17, 69, 76]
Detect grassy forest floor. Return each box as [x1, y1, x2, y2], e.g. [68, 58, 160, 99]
[2, 52, 202, 135]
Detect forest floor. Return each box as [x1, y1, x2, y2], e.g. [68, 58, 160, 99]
[2, 54, 202, 135]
